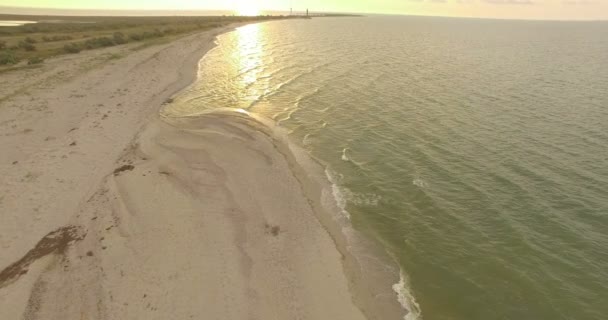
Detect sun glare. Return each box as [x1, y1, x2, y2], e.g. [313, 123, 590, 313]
[235, 1, 261, 16]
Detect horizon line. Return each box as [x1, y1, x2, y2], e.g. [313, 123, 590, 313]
[1, 5, 607, 22]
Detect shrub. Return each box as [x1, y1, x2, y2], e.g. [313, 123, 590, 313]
[0, 50, 19, 65]
[63, 43, 82, 54]
[25, 37, 37, 44]
[22, 25, 39, 33]
[129, 33, 143, 41]
[27, 57, 44, 65]
[44, 35, 73, 42]
[152, 29, 164, 37]
[18, 41, 36, 51]
[84, 37, 115, 49]
[55, 35, 72, 41]
[113, 32, 127, 44]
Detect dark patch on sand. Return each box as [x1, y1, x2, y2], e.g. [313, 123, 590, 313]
[0, 226, 85, 289]
[22, 277, 47, 320]
[113, 164, 134, 176]
[264, 223, 281, 237]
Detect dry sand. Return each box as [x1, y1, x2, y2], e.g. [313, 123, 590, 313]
[0, 22, 390, 319]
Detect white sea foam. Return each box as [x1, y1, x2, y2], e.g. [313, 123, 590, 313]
[342, 188, 382, 207]
[341, 148, 350, 161]
[412, 178, 427, 188]
[393, 271, 423, 320]
[276, 107, 297, 124]
[324, 168, 351, 220]
[302, 133, 313, 146]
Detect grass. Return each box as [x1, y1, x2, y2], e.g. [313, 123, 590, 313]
[0, 14, 303, 68]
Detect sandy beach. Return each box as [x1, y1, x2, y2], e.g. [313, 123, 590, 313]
[0, 22, 402, 320]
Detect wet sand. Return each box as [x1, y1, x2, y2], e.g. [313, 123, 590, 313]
[0, 22, 392, 320]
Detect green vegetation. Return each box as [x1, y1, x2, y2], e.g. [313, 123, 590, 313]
[18, 41, 36, 51]
[0, 50, 18, 65]
[42, 35, 73, 42]
[0, 14, 302, 70]
[112, 32, 126, 44]
[84, 36, 115, 49]
[63, 43, 81, 54]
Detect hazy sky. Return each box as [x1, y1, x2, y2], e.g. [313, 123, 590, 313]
[2, 0, 608, 20]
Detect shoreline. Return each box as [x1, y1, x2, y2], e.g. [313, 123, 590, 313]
[0, 20, 404, 319]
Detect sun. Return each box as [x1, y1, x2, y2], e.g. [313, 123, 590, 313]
[235, 1, 261, 16]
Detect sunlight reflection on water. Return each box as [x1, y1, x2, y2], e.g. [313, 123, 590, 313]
[233, 24, 266, 107]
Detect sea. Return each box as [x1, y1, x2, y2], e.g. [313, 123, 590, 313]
[163, 16, 608, 320]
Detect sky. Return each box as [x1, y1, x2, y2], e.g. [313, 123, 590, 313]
[1, 0, 608, 20]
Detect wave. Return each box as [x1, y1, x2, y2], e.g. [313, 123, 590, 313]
[340, 147, 370, 169]
[341, 147, 350, 161]
[247, 62, 331, 110]
[302, 133, 313, 146]
[393, 271, 423, 320]
[342, 187, 382, 207]
[324, 168, 351, 220]
[412, 178, 428, 188]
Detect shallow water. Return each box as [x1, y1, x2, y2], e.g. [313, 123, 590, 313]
[165, 16, 608, 320]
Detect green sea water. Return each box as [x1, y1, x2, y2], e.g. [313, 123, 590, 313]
[166, 16, 608, 319]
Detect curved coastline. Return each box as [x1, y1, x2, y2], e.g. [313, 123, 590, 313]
[0, 19, 371, 319]
[161, 108, 411, 319]
[158, 20, 421, 319]
[158, 21, 420, 319]
[0, 19, 410, 320]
